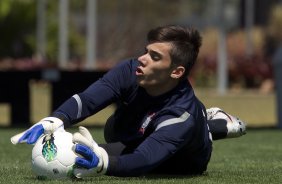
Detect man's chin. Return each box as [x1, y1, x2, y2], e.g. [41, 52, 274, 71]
[137, 80, 143, 86]
[136, 78, 145, 87]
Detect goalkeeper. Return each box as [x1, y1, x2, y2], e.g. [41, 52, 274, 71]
[11, 25, 246, 177]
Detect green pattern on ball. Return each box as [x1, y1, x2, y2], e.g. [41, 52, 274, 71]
[42, 134, 57, 162]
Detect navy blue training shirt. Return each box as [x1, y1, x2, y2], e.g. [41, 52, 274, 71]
[52, 58, 212, 176]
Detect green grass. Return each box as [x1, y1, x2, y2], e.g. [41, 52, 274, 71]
[1, 128, 282, 184]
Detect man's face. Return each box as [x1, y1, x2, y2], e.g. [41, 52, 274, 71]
[136, 42, 174, 91]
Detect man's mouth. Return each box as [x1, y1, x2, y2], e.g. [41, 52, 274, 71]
[136, 67, 144, 75]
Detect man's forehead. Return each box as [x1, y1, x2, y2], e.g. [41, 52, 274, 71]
[146, 42, 172, 53]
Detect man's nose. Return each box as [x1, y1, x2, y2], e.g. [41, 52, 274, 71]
[138, 54, 147, 66]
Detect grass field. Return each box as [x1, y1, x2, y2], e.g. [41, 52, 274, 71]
[1, 128, 282, 184]
[0, 83, 281, 183]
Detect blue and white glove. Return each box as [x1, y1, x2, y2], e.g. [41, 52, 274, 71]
[73, 126, 109, 178]
[10, 117, 64, 145]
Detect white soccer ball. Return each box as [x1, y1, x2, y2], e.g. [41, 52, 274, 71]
[31, 131, 77, 179]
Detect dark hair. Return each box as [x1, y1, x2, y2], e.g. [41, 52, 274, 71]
[147, 25, 202, 77]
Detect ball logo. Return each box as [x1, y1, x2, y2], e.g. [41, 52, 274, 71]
[42, 134, 57, 162]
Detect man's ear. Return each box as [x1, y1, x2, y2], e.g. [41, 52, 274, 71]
[171, 66, 185, 79]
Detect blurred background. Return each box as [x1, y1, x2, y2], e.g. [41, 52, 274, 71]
[0, 0, 281, 129]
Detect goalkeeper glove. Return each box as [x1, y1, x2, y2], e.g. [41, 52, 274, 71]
[73, 126, 109, 178]
[10, 117, 64, 145]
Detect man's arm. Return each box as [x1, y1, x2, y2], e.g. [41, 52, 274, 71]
[106, 112, 195, 176]
[73, 111, 197, 177]
[11, 59, 137, 144]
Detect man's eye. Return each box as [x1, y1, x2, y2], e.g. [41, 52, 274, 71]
[151, 55, 159, 61]
[150, 52, 161, 61]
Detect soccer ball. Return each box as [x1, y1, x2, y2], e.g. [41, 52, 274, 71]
[31, 131, 77, 179]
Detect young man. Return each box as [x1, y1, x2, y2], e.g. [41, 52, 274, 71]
[11, 25, 246, 177]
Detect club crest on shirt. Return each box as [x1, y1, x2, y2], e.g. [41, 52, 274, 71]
[139, 112, 155, 134]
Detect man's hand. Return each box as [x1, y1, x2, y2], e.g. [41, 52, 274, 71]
[10, 117, 64, 145]
[73, 126, 109, 178]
